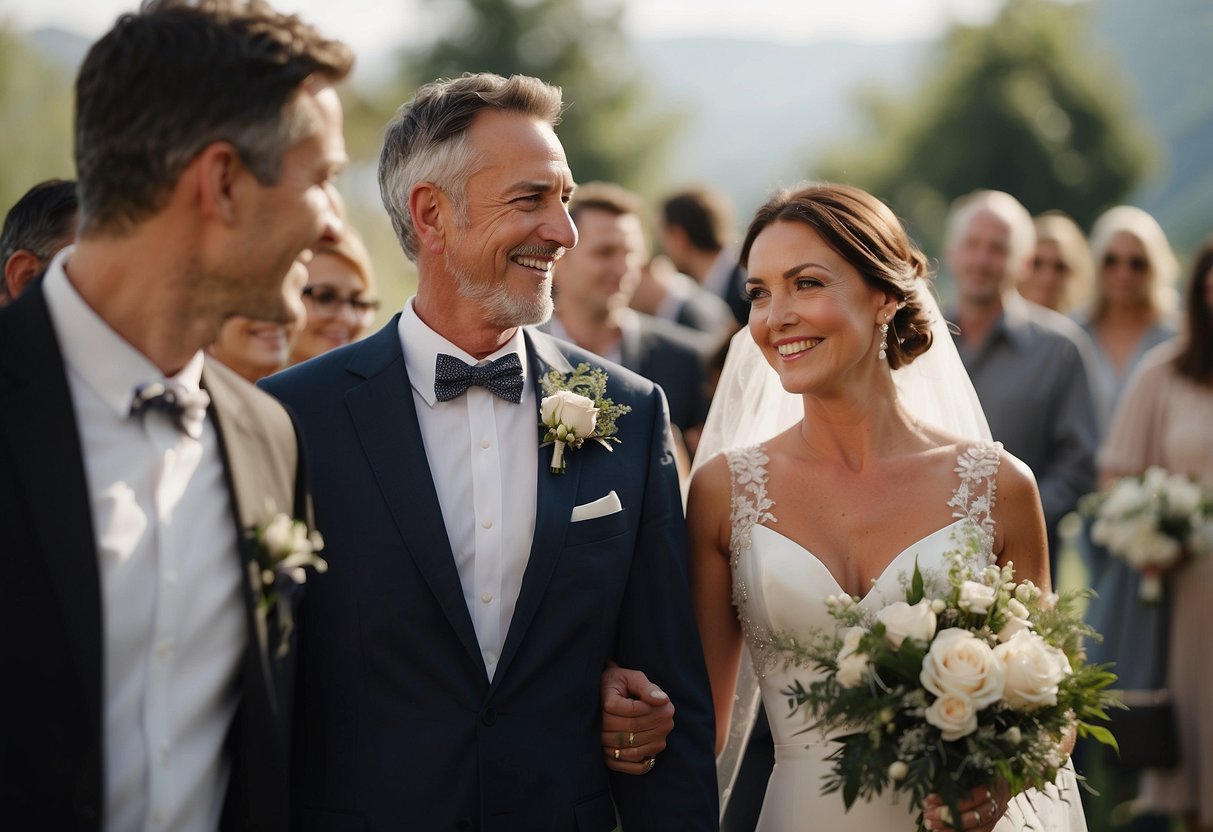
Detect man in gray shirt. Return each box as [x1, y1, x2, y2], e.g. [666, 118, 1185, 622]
[945, 189, 1099, 577]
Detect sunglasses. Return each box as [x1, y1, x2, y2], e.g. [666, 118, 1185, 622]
[303, 285, 380, 318]
[1102, 253, 1149, 273]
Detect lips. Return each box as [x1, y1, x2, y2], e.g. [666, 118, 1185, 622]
[510, 246, 564, 276]
[775, 338, 822, 357]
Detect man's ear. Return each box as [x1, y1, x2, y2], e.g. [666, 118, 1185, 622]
[4, 250, 46, 300]
[410, 183, 448, 256]
[192, 141, 245, 225]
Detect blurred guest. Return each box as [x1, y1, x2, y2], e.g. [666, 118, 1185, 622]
[1098, 236, 1213, 832]
[946, 189, 1099, 575]
[0, 178, 78, 305]
[1021, 211, 1094, 314]
[209, 316, 301, 383]
[659, 185, 749, 325]
[548, 181, 713, 442]
[288, 222, 378, 364]
[629, 251, 736, 341]
[1080, 205, 1180, 424]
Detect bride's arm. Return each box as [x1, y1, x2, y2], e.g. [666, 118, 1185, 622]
[992, 449, 1051, 594]
[687, 454, 743, 757]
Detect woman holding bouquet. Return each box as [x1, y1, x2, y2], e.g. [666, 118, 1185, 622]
[689, 184, 1087, 831]
[1098, 236, 1213, 832]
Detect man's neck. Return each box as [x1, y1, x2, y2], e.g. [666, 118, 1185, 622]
[554, 304, 620, 357]
[955, 294, 1004, 351]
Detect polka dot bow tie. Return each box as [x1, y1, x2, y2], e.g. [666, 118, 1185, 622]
[433, 352, 524, 404]
[130, 381, 211, 439]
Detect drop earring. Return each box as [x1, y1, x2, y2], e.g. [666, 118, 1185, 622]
[878, 320, 889, 361]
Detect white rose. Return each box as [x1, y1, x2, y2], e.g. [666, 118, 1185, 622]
[959, 580, 997, 615]
[877, 599, 937, 648]
[263, 513, 303, 559]
[540, 390, 599, 437]
[993, 631, 1071, 711]
[1164, 475, 1203, 516]
[925, 693, 979, 741]
[835, 627, 871, 689]
[1103, 478, 1147, 516]
[920, 628, 1005, 709]
[996, 614, 1033, 643]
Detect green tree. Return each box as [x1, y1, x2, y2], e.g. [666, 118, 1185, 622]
[816, 0, 1153, 255]
[0, 24, 74, 217]
[397, 0, 680, 190]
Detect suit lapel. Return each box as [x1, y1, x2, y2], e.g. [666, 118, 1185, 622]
[0, 285, 104, 729]
[493, 330, 580, 686]
[344, 323, 484, 671]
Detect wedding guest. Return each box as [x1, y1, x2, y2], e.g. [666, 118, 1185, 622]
[660, 185, 750, 325]
[629, 252, 737, 341]
[1098, 235, 1213, 832]
[208, 315, 301, 383]
[261, 72, 718, 830]
[0, 2, 351, 828]
[946, 189, 1100, 577]
[1020, 211, 1094, 315]
[0, 178, 77, 305]
[288, 220, 380, 364]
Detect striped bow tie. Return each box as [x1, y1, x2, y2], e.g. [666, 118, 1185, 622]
[433, 352, 524, 403]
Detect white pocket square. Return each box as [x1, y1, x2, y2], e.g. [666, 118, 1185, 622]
[570, 490, 623, 522]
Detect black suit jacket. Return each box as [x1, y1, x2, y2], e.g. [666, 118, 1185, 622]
[262, 319, 718, 832]
[0, 281, 309, 831]
[721, 262, 750, 326]
[618, 312, 713, 433]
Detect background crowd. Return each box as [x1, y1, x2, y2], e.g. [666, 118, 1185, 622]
[2, 0, 1212, 831]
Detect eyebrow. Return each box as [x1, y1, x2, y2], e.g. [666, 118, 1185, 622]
[747, 261, 833, 284]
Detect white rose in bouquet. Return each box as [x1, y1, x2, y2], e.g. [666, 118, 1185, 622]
[1102, 477, 1148, 517]
[993, 631, 1072, 711]
[958, 580, 997, 614]
[920, 628, 1005, 708]
[876, 599, 937, 648]
[1164, 474, 1204, 517]
[925, 693, 979, 740]
[836, 626, 871, 689]
[540, 389, 599, 437]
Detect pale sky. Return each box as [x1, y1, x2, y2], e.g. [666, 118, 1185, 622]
[2, 0, 1005, 65]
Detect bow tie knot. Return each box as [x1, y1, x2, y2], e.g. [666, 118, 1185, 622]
[130, 381, 211, 438]
[434, 352, 524, 403]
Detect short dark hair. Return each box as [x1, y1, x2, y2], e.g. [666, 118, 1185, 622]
[568, 181, 643, 225]
[740, 183, 935, 370]
[1175, 234, 1213, 385]
[74, 0, 354, 236]
[0, 179, 78, 301]
[378, 73, 564, 262]
[661, 187, 733, 253]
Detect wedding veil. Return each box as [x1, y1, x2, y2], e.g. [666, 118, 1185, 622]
[692, 281, 993, 814]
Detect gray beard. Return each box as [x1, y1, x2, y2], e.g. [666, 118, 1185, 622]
[450, 264, 554, 328]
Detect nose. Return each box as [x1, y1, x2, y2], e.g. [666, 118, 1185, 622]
[546, 201, 578, 250]
[766, 289, 798, 331]
[318, 183, 345, 246]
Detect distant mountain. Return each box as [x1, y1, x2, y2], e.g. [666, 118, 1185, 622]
[27, 26, 89, 74]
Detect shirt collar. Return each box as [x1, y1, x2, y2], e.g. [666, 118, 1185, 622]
[42, 247, 206, 420]
[397, 296, 528, 408]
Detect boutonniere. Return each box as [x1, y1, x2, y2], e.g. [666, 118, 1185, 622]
[248, 512, 327, 656]
[539, 363, 631, 474]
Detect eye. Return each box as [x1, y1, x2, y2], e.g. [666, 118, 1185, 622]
[794, 277, 823, 290]
[515, 194, 543, 205]
[743, 284, 769, 302]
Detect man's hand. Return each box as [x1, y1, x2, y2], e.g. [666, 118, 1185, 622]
[600, 663, 675, 774]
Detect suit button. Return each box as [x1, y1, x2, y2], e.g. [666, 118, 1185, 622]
[481, 707, 496, 726]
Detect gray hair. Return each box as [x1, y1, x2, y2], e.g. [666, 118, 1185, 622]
[945, 190, 1036, 273]
[378, 73, 564, 262]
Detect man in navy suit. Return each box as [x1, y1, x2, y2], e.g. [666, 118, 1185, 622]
[0, 2, 351, 828]
[263, 72, 718, 831]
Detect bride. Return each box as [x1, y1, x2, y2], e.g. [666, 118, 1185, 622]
[687, 184, 1086, 831]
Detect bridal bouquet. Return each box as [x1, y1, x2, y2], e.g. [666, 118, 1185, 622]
[1080, 467, 1213, 602]
[774, 527, 1118, 828]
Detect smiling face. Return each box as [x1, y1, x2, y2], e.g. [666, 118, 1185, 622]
[1099, 230, 1151, 309]
[208, 315, 298, 383]
[291, 251, 375, 362]
[745, 220, 893, 396]
[436, 109, 577, 329]
[553, 207, 645, 317]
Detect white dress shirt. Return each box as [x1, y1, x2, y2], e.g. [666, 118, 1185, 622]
[398, 298, 538, 680]
[44, 251, 245, 832]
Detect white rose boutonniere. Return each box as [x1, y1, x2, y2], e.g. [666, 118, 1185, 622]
[539, 363, 631, 473]
[249, 511, 327, 656]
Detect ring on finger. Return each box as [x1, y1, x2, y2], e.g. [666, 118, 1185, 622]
[643, 756, 656, 772]
[613, 748, 621, 760]
[972, 808, 981, 825]
[990, 797, 998, 817]
[628, 731, 636, 747]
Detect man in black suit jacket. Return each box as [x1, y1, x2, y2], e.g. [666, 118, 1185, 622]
[263, 73, 718, 831]
[548, 181, 714, 439]
[659, 186, 751, 326]
[0, 3, 352, 828]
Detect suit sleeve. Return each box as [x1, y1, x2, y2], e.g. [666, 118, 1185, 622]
[1037, 339, 1099, 535]
[610, 385, 720, 829]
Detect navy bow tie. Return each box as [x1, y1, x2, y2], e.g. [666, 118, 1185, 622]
[434, 352, 525, 403]
[130, 381, 211, 439]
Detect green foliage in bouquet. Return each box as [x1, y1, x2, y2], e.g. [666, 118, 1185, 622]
[773, 525, 1119, 829]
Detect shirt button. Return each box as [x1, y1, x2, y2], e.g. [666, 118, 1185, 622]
[480, 438, 491, 449]
[481, 518, 493, 529]
[481, 592, 493, 604]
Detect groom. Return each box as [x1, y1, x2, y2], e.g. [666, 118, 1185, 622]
[262, 73, 718, 830]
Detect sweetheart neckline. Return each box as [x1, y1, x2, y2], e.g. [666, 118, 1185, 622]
[749, 518, 966, 604]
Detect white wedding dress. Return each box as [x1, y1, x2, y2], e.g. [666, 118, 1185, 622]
[725, 441, 1088, 832]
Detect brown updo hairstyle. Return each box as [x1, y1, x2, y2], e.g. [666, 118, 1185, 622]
[739, 183, 934, 369]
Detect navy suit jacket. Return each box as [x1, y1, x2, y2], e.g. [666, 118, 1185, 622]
[262, 318, 718, 832]
[0, 281, 308, 831]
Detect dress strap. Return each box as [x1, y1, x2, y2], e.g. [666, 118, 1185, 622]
[725, 444, 776, 560]
[946, 441, 1003, 563]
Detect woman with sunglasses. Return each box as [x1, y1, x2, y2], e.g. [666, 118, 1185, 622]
[289, 222, 380, 365]
[1021, 211, 1094, 315]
